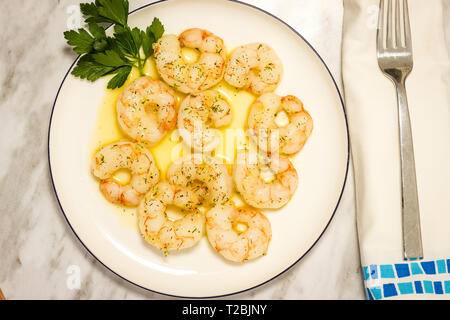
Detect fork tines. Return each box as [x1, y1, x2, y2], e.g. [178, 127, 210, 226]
[377, 0, 411, 51]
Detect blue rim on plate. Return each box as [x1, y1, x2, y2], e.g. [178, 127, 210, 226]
[48, 0, 350, 299]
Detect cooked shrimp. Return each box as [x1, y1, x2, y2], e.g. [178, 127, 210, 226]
[138, 182, 205, 253]
[167, 156, 232, 207]
[206, 202, 272, 262]
[153, 28, 226, 94]
[91, 141, 160, 207]
[224, 43, 283, 96]
[178, 90, 232, 152]
[117, 76, 177, 145]
[234, 151, 298, 209]
[247, 93, 313, 155]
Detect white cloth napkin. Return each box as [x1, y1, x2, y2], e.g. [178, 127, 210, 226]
[342, 0, 450, 299]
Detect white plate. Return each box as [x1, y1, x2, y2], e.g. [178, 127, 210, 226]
[49, 0, 349, 298]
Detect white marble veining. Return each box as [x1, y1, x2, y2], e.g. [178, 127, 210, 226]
[0, 0, 364, 299]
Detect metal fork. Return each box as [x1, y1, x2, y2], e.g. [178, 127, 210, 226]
[377, 0, 423, 260]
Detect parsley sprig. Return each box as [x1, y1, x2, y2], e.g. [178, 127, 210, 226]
[64, 0, 164, 89]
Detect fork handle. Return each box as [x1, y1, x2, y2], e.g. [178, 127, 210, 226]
[396, 80, 423, 260]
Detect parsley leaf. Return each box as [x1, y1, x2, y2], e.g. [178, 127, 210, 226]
[79, 2, 99, 18]
[107, 65, 133, 89]
[81, 0, 129, 27]
[64, 29, 95, 54]
[65, 0, 165, 89]
[148, 18, 164, 40]
[113, 26, 138, 57]
[88, 22, 106, 39]
[71, 55, 115, 82]
[92, 50, 129, 67]
[141, 29, 154, 58]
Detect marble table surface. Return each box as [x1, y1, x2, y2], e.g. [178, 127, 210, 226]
[0, 0, 365, 300]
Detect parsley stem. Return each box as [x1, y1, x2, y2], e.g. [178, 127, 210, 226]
[137, 58, 144, 76]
